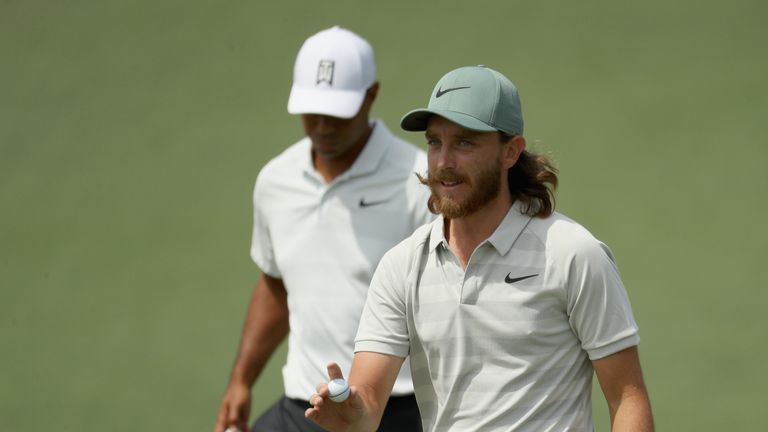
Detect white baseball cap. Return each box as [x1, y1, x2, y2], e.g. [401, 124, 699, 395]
[287, 26, 376, 119]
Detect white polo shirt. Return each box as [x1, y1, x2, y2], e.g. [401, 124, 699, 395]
[356, 202, 640, 431]
[250, 120, 434, 399]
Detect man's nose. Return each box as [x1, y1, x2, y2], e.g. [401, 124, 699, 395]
[434, 145, 456, 170]
[314, 115, 337, 132]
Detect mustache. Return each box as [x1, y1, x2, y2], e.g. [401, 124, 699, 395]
[417, 169, 468, 187]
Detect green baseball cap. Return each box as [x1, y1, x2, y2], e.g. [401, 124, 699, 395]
[400, 65, 523, 135]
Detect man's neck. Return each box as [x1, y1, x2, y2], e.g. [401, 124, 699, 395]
[445, 195, 513, 268]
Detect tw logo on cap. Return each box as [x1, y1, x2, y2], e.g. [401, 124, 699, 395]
[316, 60, 334, 85]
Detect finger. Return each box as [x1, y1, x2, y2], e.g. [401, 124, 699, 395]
[227, 403, 240, 424]
[237, 402, 250, 425]
[305, 406, 317, 420]
[315, 382, 329, 396]
[310, 393, 325, 408]
[326, 362, 344, 380]
[215, 404, 230, 432]
[226, 403, 248, 431]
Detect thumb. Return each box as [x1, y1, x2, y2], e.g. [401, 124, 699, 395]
[326, 362, 344, 380]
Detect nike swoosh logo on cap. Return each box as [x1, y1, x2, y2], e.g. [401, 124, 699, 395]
[504, 273, 538, 284]
[435, 86, 470, 98]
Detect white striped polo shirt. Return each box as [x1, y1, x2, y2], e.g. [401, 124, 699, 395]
[355, 202, 640, 431]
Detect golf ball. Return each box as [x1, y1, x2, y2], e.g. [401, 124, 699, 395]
[327, 378, 350, 402]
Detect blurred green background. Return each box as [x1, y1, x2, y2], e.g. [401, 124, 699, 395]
[2, 0, 767, 430]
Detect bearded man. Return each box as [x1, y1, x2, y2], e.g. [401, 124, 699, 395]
[305, 65, 654, 432]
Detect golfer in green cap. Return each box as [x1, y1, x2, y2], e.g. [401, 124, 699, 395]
[305, 66, 654, 432]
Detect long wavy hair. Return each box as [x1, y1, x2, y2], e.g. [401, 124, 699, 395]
[502, 133, 559, 218]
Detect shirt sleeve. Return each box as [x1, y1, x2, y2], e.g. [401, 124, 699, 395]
[565, 238, 640, 360]
[354, 244, 411, 358]
[249, 175, 281, 278]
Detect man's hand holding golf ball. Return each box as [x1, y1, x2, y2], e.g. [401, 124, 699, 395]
[305, 362, 381, 432]
[306, 353, 406, 431]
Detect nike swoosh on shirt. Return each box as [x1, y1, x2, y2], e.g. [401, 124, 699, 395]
[504, 273, 538, 284]
[359, 197, 391, 208]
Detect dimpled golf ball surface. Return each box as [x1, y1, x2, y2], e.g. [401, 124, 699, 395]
[328, 378, 350, 402]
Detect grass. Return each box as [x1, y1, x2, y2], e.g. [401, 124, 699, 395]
[2, 0, 767, 430]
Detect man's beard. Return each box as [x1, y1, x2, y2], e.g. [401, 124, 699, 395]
[417, 158, 502, 219]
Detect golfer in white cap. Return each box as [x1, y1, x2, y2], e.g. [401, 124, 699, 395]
[214, 26, 432, 432]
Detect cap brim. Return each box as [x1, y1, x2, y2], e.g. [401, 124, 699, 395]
[287, 85, 365, 119]
[400, 109, 498, 132]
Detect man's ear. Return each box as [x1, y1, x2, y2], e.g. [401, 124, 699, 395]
[361, 82, 380, 112]
[503, 135, 526, 169]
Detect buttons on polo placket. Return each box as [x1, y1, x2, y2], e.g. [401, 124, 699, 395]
[436, 243, 460, 303]
[460, 274, 480, 305]
[316, 175, 346, 220]
[455, 266, 466, 301]
[316, 183, 330, 220]
[439, 244, 471, 304]
[458, 247, 484, 305]
[305, 169, 326, 222]
[461, 240, 491, 305]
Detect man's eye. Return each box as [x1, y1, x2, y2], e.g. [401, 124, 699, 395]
[458, 140, 473, 147]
